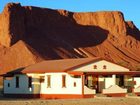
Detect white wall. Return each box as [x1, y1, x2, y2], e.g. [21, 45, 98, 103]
[84, 86, 95, 94]
[73, 60, 129, 72]
[4, 73, 83, 95]
[103, 85, 127, 94]
[40, 73, 82, 94]
[4, 74, 33, 94]
[105, 76, 116, 88]
[134, 77, 140, 88]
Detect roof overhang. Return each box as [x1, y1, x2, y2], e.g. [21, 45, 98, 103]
[67, 70, 140, 76]
[0, 74, 14, 77]
[83, 71, 140, 76]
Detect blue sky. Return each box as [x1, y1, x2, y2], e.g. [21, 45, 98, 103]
[0, 0, 140, 29]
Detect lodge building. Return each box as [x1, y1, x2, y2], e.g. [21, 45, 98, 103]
[2, 58, 140, 99]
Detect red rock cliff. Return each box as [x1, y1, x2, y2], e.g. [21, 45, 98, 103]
[0, 3, 140, 73]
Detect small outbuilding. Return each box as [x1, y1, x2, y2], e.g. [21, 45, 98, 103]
[2, 58, 140, 99]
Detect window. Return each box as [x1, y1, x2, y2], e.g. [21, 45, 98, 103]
[74, 82, 76, 87]
[47, 75, 51, 88]
[40, 76, 45, 83]
[62, 75, 66, 88]
[8, 83, 10, 87]
[116, 75, 124, 86]
[103, 65, 107, 69]
[93, 65, 97, 69]
[16, 76, 19, 88]
[28, 77, 32, 88]
[84, 75, 88, 86]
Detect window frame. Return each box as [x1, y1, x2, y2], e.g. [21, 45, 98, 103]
[73, 82, 76, 87]
[15, 76, 19, 88]
[8, 83, 10, 87]
[62, 75, 66, 88]
[40, 76, 45, 83]
[47, 75, 51, 88]
[28, 77, 32, 88]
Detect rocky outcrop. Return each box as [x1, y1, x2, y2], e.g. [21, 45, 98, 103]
[0, 3, 25, 47]
[73, 11, 127, 36]
[0, 40, 43, 74]
[0, 2, 140, 73]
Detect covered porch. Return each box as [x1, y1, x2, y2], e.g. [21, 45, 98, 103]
[82, 71, 140, 97]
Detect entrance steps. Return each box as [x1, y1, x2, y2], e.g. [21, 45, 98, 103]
[127, 93, 137, 96]
[95, 93, 107, 97]
[95, 93, 137, 97]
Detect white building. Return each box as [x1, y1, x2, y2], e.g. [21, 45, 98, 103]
[2, 58, 140, 99]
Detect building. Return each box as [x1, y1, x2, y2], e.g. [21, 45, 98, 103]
[2, 58, 140, 99]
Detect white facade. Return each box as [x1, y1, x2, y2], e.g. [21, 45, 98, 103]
[40, 73, 82, 94]
[4, 73, 83, 95]
[134, 77, 140, 88]
[73, 60, 129, 72]
[102, 85, 127, 94]
[104, 75, 116, 88]
[84, 86, 96, 94]
[72, 60, 129, 92]
[4, 59, 138, 98]
[131, 77, 140, 94]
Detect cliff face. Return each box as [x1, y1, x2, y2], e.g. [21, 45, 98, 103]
[0, 40, 43, 74]
[0, 3, 140, 73]
[0, 3, 25, 47]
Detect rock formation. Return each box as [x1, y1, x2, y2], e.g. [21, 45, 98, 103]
[0, 2, 140, 74]
[0, 40, 43, 74]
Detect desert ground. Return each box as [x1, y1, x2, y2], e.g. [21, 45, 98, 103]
[1, 96, 140, 105]
[1, 86, 140, 105]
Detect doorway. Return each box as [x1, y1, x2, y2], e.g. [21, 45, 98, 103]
[116, 75, 124, 87]
[84, 75, 99, 92]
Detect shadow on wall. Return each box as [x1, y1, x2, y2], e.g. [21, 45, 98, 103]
[2, 71, 42, 99]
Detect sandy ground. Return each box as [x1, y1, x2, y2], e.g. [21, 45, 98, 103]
[1, 96, 140, 105]
[0, 87, 140, 105]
